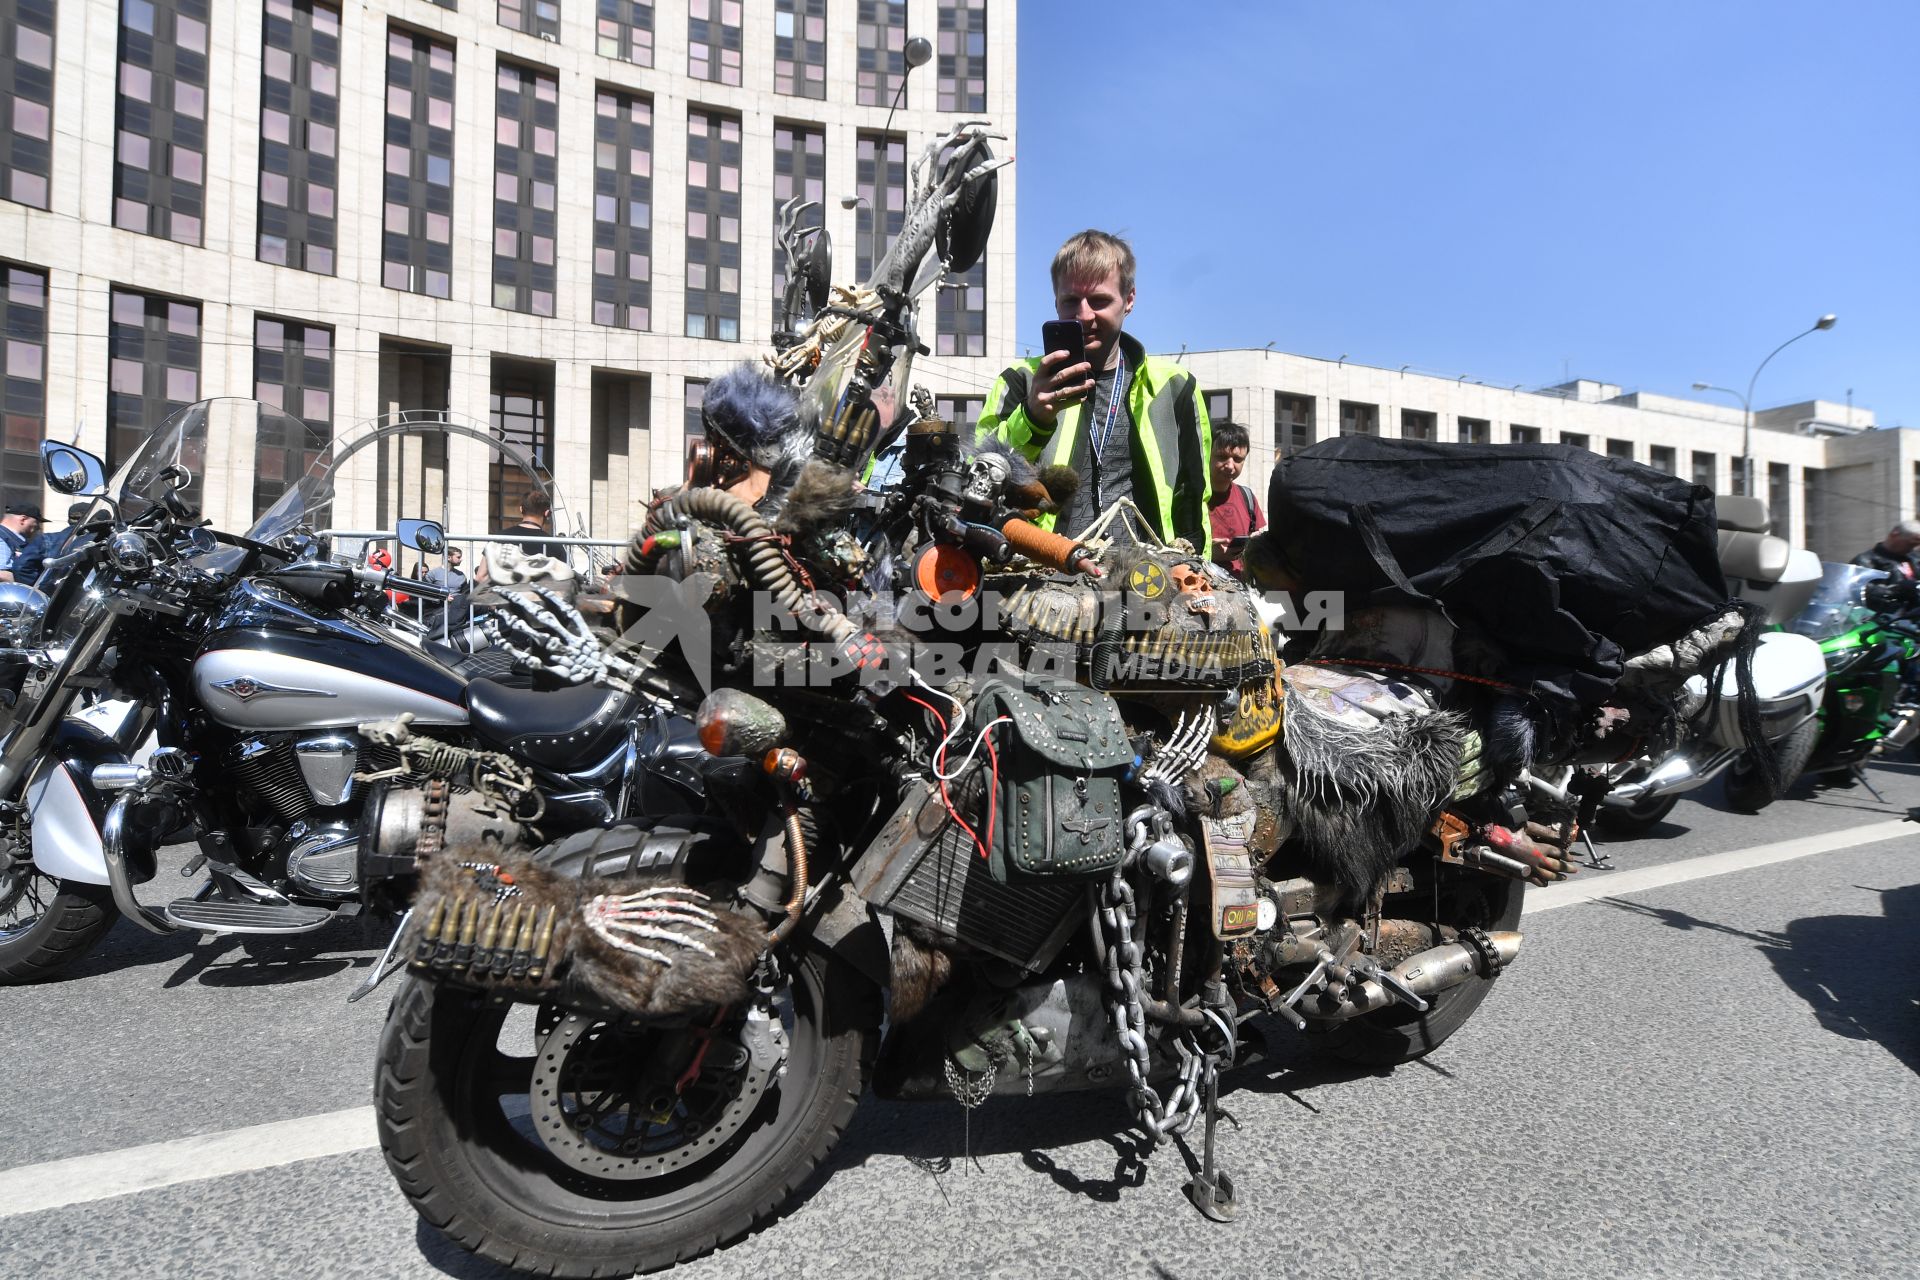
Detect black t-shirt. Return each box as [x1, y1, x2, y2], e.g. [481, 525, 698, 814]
[497, 520, 564, 560]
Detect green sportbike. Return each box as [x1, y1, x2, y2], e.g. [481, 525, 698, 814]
[1762, 562, 1920, 804]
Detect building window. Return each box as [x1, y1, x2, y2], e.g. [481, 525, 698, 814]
[0, 263, 47, 510]
[1203, 390, 1232, 425]
[1650, 445, 1675, 475]
[937, 0, 985, 113]
[689, 0, 742, 86]
[684, 377, 707, 439]
[1606, 438, 1634, 462]
[685, 108, 741, 341]
[935, 394, 982, 435]
[106, 287, 199, 469]
[1400, 409, 1435, 440]
[1, 0, 57, 208]
[492, 61, 558, 317]
[258, 0, 340, 275]
[934, 262, 986, 358]
[772, 122, 824, 306]
[499, 0, 559, 40]
[774, 0, 826, 99]
[857, 0, 906, 106]
[592, 88, 652, 330]
[490, 358, 553, 532]
[855, 131, 905, 283]
[597, 0, 653, 64]
[1277, 392, 1314, 452]
[1692, 451, 1716, 490]
[381, 28, 455, 300]
[1562, 432, 1589, 450]
[1339, 400, 1378, 436]
[1510, 425, 1540, 444]
[251, 315, 332, 516]
[1769, 463, 1791, 538]
[113, 0, 210, 245]
[1457, 417, 1489, 444]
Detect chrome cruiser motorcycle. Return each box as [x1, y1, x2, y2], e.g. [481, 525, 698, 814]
[0, 399, 671, 984]
[365, 123, 1735, 1277]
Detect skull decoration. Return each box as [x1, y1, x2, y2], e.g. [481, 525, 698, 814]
[962, 451, 1012, 507]
[1169, 559, 1217, 614]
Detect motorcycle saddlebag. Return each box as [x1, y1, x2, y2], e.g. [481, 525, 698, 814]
[971, 674, 1134, 883]
[1262, 437, 1730, 731]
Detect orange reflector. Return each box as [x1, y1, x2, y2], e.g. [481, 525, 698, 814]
[914, 544, 981, 600]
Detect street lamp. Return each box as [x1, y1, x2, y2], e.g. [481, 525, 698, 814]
[1696, 313, 1837, 497]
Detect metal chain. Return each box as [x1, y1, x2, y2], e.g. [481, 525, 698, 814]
[1093, 865, 1205, 1142]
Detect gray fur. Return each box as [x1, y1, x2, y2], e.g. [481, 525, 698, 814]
[1276, 683, 1466, 912]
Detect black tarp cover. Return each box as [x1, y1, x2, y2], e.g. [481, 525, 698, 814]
[1264, 436, 1730, 725]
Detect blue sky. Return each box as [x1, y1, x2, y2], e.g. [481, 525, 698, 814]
[1012, 0, 1918, 426]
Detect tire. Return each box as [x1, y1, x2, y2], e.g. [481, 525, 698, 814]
[1317, 872, 1525, 1068]
[0, 862, 120, 985]
[376, 830, 873, 1277]
[1724, 717, 1820, 814]
[1596, 792, 1681, 839]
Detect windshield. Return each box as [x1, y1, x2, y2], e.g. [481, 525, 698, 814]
[106, 398, 320, 532]
[1787, 562, 1885, 642]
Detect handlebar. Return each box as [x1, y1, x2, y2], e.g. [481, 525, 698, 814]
[384, 573, 451, 601]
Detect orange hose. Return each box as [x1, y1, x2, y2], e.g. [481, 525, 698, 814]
[1001, 517, 1085, 573]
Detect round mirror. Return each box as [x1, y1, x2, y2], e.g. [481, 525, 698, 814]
[42, 443, 106, 496]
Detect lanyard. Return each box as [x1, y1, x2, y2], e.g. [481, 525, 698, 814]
[1090, 359, 1129, 508]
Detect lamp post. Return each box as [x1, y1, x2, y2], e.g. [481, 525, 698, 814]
[1695, 313, 1837, 497]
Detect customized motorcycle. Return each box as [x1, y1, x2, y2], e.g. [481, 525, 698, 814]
[366, 123, 1745, 1277]
[0, 400, 671, 984]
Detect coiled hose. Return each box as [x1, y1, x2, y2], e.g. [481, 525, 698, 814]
[630, 486, 856, 644]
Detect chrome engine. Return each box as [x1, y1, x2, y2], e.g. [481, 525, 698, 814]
[225, 732, 386, 898]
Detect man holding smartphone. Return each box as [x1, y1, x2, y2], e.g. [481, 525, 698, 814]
[978, 230, 1211, 548]
[1206, 420, 1265, 575]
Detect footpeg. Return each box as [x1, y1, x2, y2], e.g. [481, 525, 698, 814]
[163, 898, 332, 935]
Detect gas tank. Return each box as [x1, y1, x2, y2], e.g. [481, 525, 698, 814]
[194, 580, 469, 731]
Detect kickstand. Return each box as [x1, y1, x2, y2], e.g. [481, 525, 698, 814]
[1855, 767, 1887, 804]
[1183, 1061, 1237, 1223]
[1576, 827, 1613, 871]
[347, 908, 413, 1004]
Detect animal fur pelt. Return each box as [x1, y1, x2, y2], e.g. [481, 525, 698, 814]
[888, 922, 954, 1024]
[973, 433, 1078, 518]
[1275, 669, 1467, 913]
[407, 850, 768, 1017]
[775, 458, 858, 534]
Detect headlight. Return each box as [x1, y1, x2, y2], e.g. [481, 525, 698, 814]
[108, 531, 154, 574]
[0, 582, 50, 647]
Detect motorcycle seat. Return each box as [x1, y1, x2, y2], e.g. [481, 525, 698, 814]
[465, 677, 633, 772]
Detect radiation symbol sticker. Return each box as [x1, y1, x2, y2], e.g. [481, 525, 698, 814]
[1128, 561, 1168, 599]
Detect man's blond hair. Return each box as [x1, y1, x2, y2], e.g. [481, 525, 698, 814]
[1050, 230, 1136, 297]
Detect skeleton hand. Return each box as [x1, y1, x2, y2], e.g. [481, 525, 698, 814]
[483, 587, 641, 691]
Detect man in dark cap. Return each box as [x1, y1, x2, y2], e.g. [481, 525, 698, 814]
[13, 501, 92, 584]
[0, 501, 43, 583]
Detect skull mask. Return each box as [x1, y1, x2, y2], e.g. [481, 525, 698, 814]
[963, 452, 1011, 506]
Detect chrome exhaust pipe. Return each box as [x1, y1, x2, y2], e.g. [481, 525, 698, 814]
[1884, 706, 1920, 751]
[1604, 748, 1737, 806]
[1303, 930, 1523, 1021]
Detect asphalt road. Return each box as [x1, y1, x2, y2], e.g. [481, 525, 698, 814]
[5, 764, 1917, 1279]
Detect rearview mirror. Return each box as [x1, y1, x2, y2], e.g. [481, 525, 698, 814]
[42, 442, 107, 496]
[397, 518, 445, 557]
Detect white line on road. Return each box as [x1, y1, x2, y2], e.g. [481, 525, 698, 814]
[1526, 817, 1913, 914]
[0, 1106, 376, 1219]
[2, 816, 1912, 1217]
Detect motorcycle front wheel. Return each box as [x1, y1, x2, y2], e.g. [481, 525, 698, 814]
[376, 952, 873, 1278]
[1315, 870, 1525, 1068]
[1596, 791, 1682, 839]
[0, 800, 121, 984]
[1723, 717, 1819, 814]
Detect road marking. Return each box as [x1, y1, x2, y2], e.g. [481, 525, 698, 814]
[1, 818, 1911, 1216]
[0, 1106, 376, 1219]
[1527, 817, 1913, 915]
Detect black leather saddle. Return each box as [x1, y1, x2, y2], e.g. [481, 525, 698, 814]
[465, 678, 633, 772]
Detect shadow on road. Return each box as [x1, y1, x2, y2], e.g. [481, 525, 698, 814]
[1764, 881, 1920, 1074]
[1598, 888, 1920, 1074]
[45, 911, 388, 990]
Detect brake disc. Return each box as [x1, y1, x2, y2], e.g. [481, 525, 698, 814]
[527, 1000, 787, 1182]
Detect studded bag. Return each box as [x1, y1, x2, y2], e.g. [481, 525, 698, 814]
[972, 674, 1134, 883]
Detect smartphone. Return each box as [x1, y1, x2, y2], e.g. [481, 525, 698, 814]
[1040, 320, 1087, 377]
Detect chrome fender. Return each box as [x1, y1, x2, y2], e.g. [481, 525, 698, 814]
[26, 755, 111, 886]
